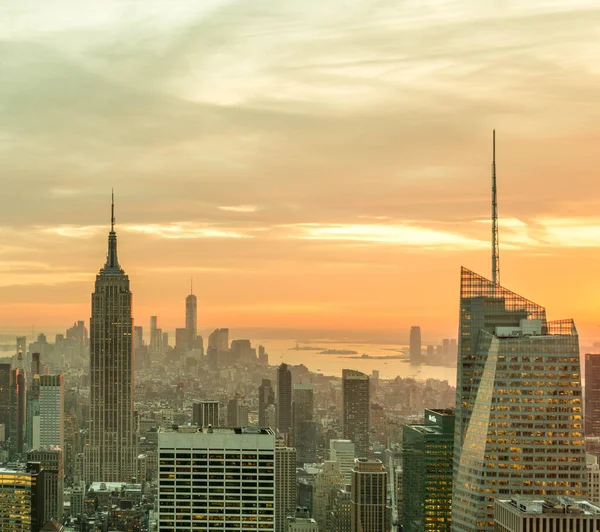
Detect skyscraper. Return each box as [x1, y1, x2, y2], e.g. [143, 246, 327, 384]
[342, 369, 370, 459]
[313, 460, 346, 531]
[402, 408, 454, 532]
[186, 286, 197, 349]
[149, 316, 158, 353]
[0, 465, 43, 531]
[85, 196, 137, 483]
[192, 400, 219, 427]
[39, 374, 64, 450]
[586, 353, 600, 436]
[293, 383, 316, 464]
[409, 326, 421, 364]
[258, 379, 275, 428]
[452, 268, 587, 531]
[351, 459, 389, 532]
[11, 368, 26, 455]
[27, 448, 64, 523]
[277, 363, 292, 437]
[275, 436, 296, 532]
[330, 439, 356, 486]
[0, 364, 11, 442]
[158, 425, 276, 531]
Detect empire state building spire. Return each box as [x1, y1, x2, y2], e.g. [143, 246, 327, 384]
[103, 189, 121, 273]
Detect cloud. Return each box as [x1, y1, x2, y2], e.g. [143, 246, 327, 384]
[288, 223, 488, 250]
[39, 225, 104, 238]
[218, 205, 259, 213]
[123, 222, 253, 239]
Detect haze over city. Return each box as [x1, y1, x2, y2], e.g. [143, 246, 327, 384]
[2, 1, 600, 343]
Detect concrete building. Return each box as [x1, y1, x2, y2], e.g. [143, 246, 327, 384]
[351, 459, 389, 532]
[276, 437, 297, 532]
[192, 400, 219, 427]
[158, 426, 275, 531]
[409, 326, 421, 364]
[402, 408, 454, 532]
[586, 353, 600, 436]
[286, 516, 318, 531]
[85, 198, 137, 483]
[27, 448, 64, 523]
[330, 439, 355, 486]
[494, 499, 600, 532]
[39, 375, 64, 451]
[452, 268, 587, 532]
[588, 453, 600, 505]
[342, 370, 370, 459]
[293, 383, 316, 464]
[277, 364, 293, 439]
[258, 379, 275, 428]
[0, 464, 45, 531]
[313, 461, 345, 531]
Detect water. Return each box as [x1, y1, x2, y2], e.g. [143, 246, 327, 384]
[255, 338, 457, 384]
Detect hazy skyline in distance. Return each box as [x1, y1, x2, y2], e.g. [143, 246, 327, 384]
[2, 1, 600, 343]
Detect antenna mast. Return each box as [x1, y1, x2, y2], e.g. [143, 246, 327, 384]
[111, 189, 115, 232]
[492, 130, 500, 284]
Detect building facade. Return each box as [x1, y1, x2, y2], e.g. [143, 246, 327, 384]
[185, 291, 197, 349]
[27, 448, 64, 523]
[452, 268, 587, 531]
[158, 426, 276, 531]
[586, 353, 600, 436]
[402, 408, 454, 532]
[275, 437, 296, 532]
[330, 439, 355, 487]
[39, 374, 64, 451]
[85, 201, 137, 483]
[277, 364, 292, 437]
[258, 379, 275, 428]
[293, 384, 316, 464]
[192, 400, 219, 427]
[342, 370, 370, 459]
[351, 459, 389, 532]
[410, 326, 421, 364]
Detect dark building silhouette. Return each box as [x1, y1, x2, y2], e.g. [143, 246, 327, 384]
[193, 400, 219, 427]
[185, 288, 197, 349]
[293, 383, 316, 464]
[409, 326, 421, 364]
[277, 363, 292, 437]
[258, 379, 275, 428]
[586, 353, 600, 436]
[343, 369, 370, 459]
[85, 196, 136, 483]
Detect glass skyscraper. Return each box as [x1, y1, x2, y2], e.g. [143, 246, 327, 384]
[403, 408, 454, 532]
[452, 268, 586, 531]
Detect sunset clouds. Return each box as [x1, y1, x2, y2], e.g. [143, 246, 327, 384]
[2, 1, 600, 340]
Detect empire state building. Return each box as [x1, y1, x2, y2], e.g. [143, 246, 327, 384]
[85, 196, 137, 482]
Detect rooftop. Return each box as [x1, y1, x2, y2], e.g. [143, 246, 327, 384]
[498, 499, 600, 516]
[159, 425, 274, 435]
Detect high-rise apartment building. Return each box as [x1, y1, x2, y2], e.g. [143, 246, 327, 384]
[85, 199, 137, 483]
[192, 400, 219, 427]
[402, 408, 454, 532]
[293, 383, 316, 464]
[39, 374, 64, 451]
[158, 426, 276, 531]
[330, 439, 356, 486]
[351, 459, 389, 532]
[277, 363, 292, 437]
[275, 437, 297, 532]
[259, 379, 275, 428]
[586, 353, 600, 436]
[313, 460, 346, 531]
[186, 289, 197, 348]
[409, 326, 421, 364]
[27, 448, 64, 523]
[342, 370, 370, 458]
[452, 268, 587, 531]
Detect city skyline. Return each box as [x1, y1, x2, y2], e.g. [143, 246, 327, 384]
[2, 2, 600, 342]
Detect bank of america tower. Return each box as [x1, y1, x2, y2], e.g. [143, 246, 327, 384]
[85, 196, 137, 482]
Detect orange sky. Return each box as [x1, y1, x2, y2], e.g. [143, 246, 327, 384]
[2, 1, 600, 344]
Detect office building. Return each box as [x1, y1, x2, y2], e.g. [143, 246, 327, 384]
[452, 268, 587, 531]
[588, 454, 600, 505]
[27, 448, 63, 523]
[342, 370, 370, 458]
[286, 516, 318, 531]
[133, 326, 143, 350]
[409, 326, 421, 364]
[402, 408, 454, 532]
[494, 499, 600, 532]
[0, 464, 45, 531]
[277, 363, 292, 437]
[158, 425, 276, 531]
[258, 379, 275, 428]
[313, 460, 345, 531]
[293, 383, 316, 464]
[192, 400, 219, 427]
[175, 328, 187, 354]
[0, 364, 10, 445]
[11, 368, 26, 455]
[186, 289, 197, 348]
[330, 439, 355, 486]
[276, 437, 296, 532]
[26, 374, 41, 450]
[39, 375, 64, 451]
[586, 353, 600, 436]
[330, 488, 352, 532]
[351, 459, 389, 532]
[149, 316, 158, 353]
[85, 198, 137, 483]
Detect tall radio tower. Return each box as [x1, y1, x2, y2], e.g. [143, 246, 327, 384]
[492, 130, 500, 284]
